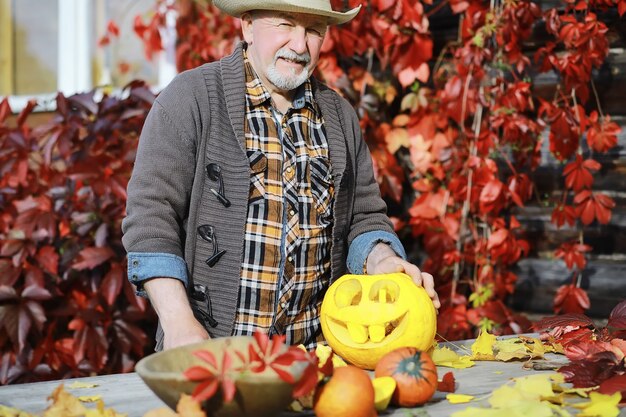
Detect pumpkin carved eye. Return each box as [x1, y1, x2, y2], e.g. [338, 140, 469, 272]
[334, 279, 362, 308]
[369, 280, 400, 304]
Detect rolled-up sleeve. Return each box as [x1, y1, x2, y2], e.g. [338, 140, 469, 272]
[346, 230, 407, 274]
[127, 252, 189, 297]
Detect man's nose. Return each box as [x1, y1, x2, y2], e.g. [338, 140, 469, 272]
[288, 26, 308, 54]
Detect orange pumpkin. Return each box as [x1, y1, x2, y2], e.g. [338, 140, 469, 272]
[374, 347, 438, 407]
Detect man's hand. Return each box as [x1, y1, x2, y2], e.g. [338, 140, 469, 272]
[366, 243, 441, 309]
[144, 277, 211, 350]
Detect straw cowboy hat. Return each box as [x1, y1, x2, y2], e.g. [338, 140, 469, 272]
[212, 0, 362, 25]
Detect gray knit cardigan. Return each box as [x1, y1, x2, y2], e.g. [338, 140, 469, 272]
[122, 43, 396, 339]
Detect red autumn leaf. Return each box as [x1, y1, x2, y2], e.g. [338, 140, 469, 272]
[98, 35, 111, 47]
[487, 229, 508, 250]
[71, 247, 115, 270]
[574, 190, 615, 225]
[118, 61, 131, 74]
[101, 264, 123, 306]
[16, 100, 37, 127]
[480, 180, 504, 214]
[559, 351, 623, 388]
[608, 300, 626, 329]
[292, 360, 319, 398]
[438, 372, 456, 392]
[21, 284, 52, 301]
[551, 204, 577, 228]
[0, 97, 11, 123]
[554, 241, 592, 270]
[437, 304, 472, 341]
[598, 374, 626, 396]
[107, 20, 120, 37]
[586, 112, 621, 153]
[549, 110, 579, 161]
[563, 155, 600, 191]
[35, 245, 59, 275]
[554, 284, 590, 314]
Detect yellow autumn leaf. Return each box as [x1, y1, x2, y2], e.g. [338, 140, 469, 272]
[0, 405, 35, 417]
[489, 385, 539, 408]
[573, 392, 621, 417]
[432, 345, 475, 369]
[526, 338, 546, 358]
[513, 374, 557, 398]
[451, 407, 505, 417]
[43, 384, 88, 417]
[493, 337, 544, 361]
[386, 127, 410, 154]
[68, 382, 99, 389]
[471, 330, 496, 360]
[561, 386, 594, 397]
[495, 350, 530, 361]
[493, 337, 523, 352]
[78, 395, 103, 403]
[175, 395, 205, 417]
[447, 394, 475, 404]
[315, 344, 347, 368]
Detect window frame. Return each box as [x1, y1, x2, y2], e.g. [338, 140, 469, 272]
[2, 0, 177, 114]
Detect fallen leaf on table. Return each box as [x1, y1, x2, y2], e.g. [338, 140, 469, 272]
[432, 345, 475, 368]
[572, 392, 621, 417]
[451, 373, 571, 417]
[513, 374, 558, 398]
[447, 394, 475, 404]
[0, 405, 35, 417]
[78, 395, 103, 403]
[493, 337, 542, 362]
[84, 399, 126, 417]
[438, 372, 456, 393]
[44, 384, 88, 417]
[471, 330, 496, 360]
[68, 382, 99, 389]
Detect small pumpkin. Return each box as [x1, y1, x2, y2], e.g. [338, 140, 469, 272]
[320, 273, 437, 370]
[374, 347, 438, 407]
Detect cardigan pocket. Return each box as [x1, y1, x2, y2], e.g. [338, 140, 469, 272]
[247, 150, 267, 205]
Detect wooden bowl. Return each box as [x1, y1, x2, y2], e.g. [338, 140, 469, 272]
[135, 336, 304, 417]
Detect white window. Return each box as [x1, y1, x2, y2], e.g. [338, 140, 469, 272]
[1, 0, 176, 112]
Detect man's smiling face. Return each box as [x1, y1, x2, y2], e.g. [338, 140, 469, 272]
[242, 10, 328, 93]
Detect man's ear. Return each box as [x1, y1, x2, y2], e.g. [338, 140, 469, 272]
[241, 12, 254, 44]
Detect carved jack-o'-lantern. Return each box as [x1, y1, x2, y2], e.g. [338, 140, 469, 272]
[320, 273, 437, 370]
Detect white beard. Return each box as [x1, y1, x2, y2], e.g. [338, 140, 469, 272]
[265, 48, 311, 91]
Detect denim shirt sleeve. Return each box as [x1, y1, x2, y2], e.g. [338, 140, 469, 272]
[127, 252, 189, 297]
[346, 231, 407, 274]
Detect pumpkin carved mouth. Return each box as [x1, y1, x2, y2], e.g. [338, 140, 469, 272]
[324, 278, 409, 346]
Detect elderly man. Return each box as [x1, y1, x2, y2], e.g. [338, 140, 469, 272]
[122, 0, 440, 351]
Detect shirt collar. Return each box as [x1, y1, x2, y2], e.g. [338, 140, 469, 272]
[243, 46, 318, 114]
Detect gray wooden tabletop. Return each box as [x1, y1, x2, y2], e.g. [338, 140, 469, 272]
[0, 338, 623, 417]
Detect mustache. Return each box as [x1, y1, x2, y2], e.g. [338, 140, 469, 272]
[274, 48, 311, 65]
